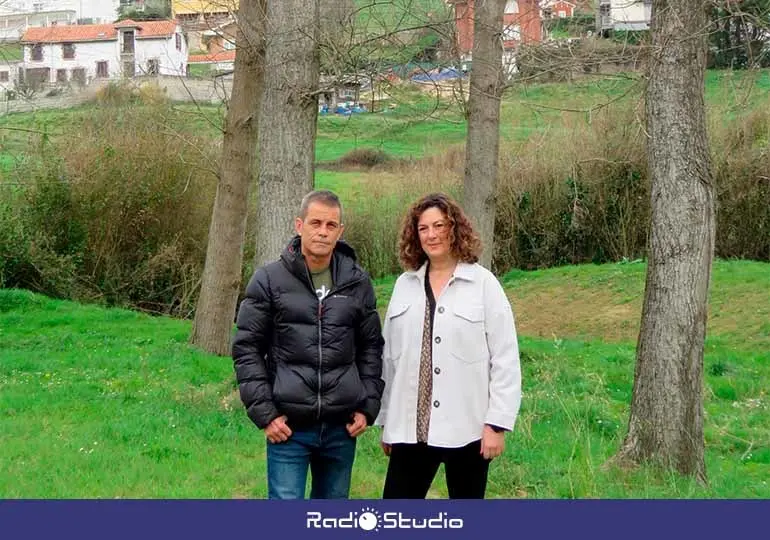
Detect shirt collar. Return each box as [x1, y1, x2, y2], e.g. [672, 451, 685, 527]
[406, 261, 477, 282]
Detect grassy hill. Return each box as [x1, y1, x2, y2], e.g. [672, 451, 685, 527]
[1, 260, 768, 498]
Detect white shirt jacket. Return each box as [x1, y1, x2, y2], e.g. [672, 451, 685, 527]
[375, 262, 522, 448]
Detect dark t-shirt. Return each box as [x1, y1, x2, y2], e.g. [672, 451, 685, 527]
[311, 266, 333, 300]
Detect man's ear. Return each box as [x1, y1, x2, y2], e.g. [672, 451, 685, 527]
[338, 223, 345, 239]
[294, 217, 303, 236]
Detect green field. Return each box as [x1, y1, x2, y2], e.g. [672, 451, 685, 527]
[1, 260, 768, 498]
[2, 69, 768, 177]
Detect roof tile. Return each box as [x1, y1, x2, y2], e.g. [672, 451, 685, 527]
[21, 20, 178, 43]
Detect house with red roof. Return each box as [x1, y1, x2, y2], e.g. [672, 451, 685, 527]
[447, 0, 542, 73]
[542, 0, 577, 19]
[19, 19, 187, 87]
[187, 50, 235, 74]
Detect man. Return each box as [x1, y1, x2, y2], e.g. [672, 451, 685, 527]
[232, 190, 384, 499]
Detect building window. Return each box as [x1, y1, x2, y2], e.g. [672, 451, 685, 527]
[122, 30, 135, 54]
[146, 58, 159, 76]
[0, 71, 8, 82]
[31, 43, 43, 61]
[504, 0, 519, 14]
[72, 68, 86, 85]
[123, 61, 135, 77]
[175, 33, 182, 51]
[223, 38, 235, 50]
[502, 24, 521, 41]
[24, 67, 50, 88]
[62, 43, 75, 59]
[56, 69, 67, 83]
[96, 61, 109, 78]
[558, 10, 567, 17]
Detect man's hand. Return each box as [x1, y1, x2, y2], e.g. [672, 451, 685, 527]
[381, 440, 392, 456]
[480, 425, 505, 460]
[346, 412, 368, 438]
[265, 415, 292, 444]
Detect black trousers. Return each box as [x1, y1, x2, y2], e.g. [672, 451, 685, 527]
[382, 441, 491, 499]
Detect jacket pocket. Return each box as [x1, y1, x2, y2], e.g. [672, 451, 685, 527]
[450, 304, 486, 364]
[384, 303, 411, 362]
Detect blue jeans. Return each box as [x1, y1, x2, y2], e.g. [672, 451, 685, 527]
[266, 422, 357, 499]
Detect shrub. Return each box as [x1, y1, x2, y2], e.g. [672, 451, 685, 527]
[2, 78, 768, 316]
[494, 103, 649, 270]
[380, 95, 769, 274]
[711, 106, 770, 260]
[338, 148, 392, 168]
[1, 102, 218, 316]
[0, 191, 31, 288]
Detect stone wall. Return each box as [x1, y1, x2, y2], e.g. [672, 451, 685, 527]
[0, 75, 233, 115]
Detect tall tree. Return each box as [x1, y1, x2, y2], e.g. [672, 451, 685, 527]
[463, 0, 506, 269]
[254, 0, 322, 266]
[614, 0, 715, 482]
[190, 0, 266, 356]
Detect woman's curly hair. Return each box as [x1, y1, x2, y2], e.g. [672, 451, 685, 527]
[398, 192, 482, 271]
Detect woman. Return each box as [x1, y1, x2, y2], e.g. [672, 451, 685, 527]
[375, 192, 522, 499]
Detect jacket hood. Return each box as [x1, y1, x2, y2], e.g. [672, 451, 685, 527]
[281, 235, 362, 288]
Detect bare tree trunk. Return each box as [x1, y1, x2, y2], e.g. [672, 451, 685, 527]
[254, 0, 321, 266]
[614, 0, 714, 482]
[190, 0, 265, 356]
[463, 0, 505, 269]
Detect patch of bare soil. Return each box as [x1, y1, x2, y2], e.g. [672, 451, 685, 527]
[508, 285, 642, 342]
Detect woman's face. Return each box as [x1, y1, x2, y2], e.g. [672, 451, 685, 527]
[417, 206, 452, 262]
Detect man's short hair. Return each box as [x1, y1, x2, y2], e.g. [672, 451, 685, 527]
[299, 190, 343, 222]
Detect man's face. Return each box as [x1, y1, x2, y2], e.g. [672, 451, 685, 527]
[295, 202, 344, 260]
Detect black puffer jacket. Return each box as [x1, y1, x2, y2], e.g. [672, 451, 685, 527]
[232, 236, 384, 430]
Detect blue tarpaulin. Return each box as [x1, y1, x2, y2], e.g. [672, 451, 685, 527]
[410, 67, 465, 83]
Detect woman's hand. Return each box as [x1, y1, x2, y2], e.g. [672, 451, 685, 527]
[381, 440, 392, 456]
[480, 425, 505, 460]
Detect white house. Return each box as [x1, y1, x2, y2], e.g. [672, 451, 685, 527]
[20, 19, 188, 86]
[0, 60, 22, 96]
[598, 0, 651, 33]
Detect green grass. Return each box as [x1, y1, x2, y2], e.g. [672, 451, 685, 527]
[187, 64, 214, 79]
[0, 153, 16, 173]
[0, 42, 23, 62]
[1, 260, 768, 498]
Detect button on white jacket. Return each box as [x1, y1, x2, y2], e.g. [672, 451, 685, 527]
[375, 262, 522, 448]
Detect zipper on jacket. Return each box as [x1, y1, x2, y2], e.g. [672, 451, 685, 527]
[317, 300, 323, 420]
[304, 267, 366, 422]
[304, 263, 325, 421]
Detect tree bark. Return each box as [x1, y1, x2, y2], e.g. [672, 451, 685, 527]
[190, 0, 266, 356]
[463, 0, 505, 269]
[615, 0, 714, 482]
[254, 0, 321, 266]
